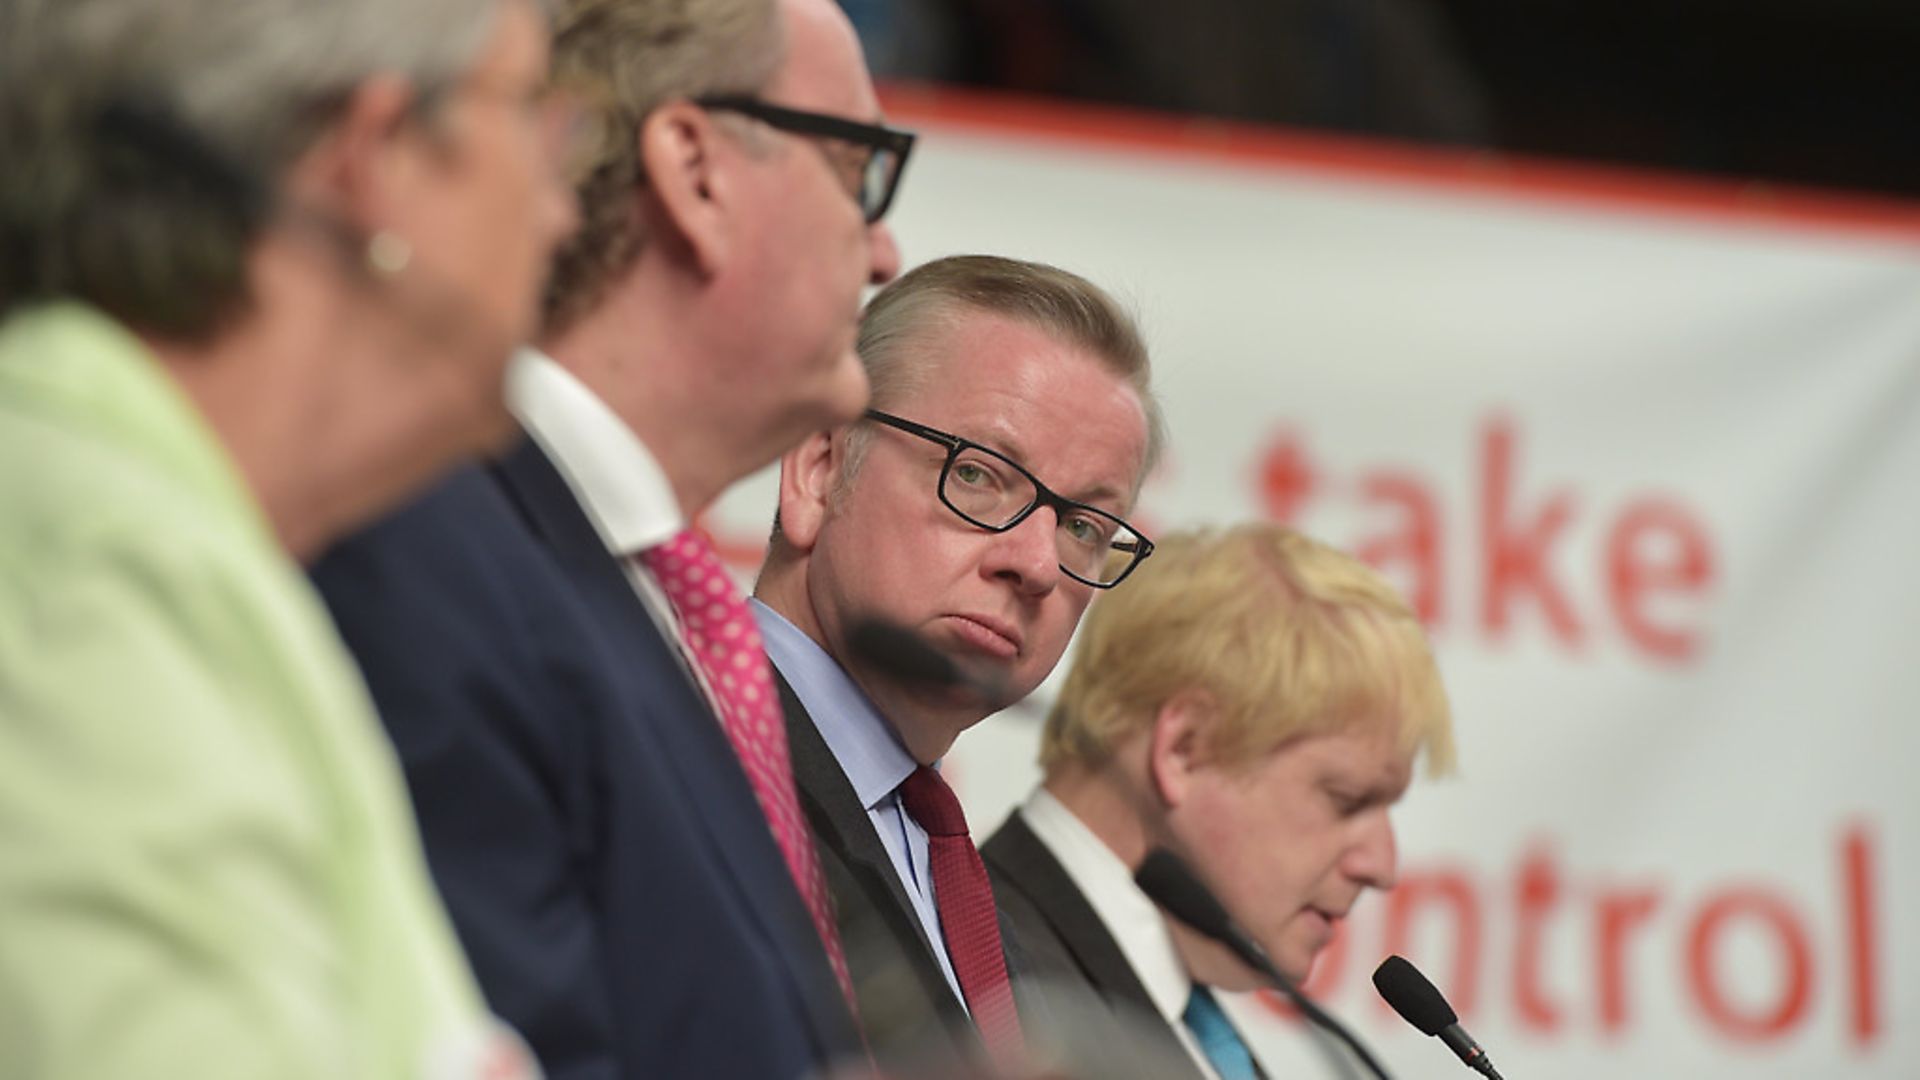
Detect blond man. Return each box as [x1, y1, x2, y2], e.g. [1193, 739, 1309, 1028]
[982, 524, 1456, 1080]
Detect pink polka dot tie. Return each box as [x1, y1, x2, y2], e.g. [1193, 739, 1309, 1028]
[637, 529, 859, 1017]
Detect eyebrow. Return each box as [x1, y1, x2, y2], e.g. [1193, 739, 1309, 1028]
[967, 424, 1130, 510]
[1060, 479, 1129, 513]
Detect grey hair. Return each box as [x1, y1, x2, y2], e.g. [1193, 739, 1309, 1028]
[846, 254, 1168, 487]
[761, 254, 1167, 564]
[540, 0, 785, 336]
[0, 0, 510, 337]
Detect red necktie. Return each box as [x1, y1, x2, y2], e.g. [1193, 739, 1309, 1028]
[638, 529, 859, 1016]
[897, 765, 1027, 1063]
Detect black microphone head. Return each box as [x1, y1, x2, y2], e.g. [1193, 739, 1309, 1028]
[848, 619, 965, 688]
[1133, 849, 1237, 944]
[1372, 955, 1458, 1035]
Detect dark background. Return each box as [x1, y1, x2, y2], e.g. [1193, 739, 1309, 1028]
[842, 0, 1920, 199]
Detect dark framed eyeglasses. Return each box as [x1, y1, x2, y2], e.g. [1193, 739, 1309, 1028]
[694, 95, 915, 223]
[863, 409, 1154, 589]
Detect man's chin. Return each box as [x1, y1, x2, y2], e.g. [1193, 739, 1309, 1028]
[904, 679, 999, 735]
[917, 621, 1029, 698]
[1276, 956, 1315, 988]
[1178, 934, 1267, 993]
[884, 698, 980, 766]
[1225, 940, 1313, 992]
[1208, 963, 1269, 996]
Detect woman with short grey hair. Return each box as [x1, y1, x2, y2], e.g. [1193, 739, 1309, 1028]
[0, 0, 574, 1075]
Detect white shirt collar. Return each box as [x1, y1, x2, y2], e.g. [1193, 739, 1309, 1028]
[1018, 787, 1196, 1028]
[505, 347, 682, 555]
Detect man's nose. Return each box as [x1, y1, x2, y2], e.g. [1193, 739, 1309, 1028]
[1347, 812, 1399, 891]
[982, 506, 1062, 597]
[867, 220, 902, 285]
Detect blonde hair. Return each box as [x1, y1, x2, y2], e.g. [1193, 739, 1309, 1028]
[541, 0, 784, 334]
[848, 254, 1166, 484]
[1041, 523, 1456, 777]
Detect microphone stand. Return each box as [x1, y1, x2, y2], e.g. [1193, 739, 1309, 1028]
[1224, 935, 1393, 1080]
[1135, 849, 1394, 1080]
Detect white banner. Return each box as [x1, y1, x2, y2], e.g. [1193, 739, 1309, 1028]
[709, 89, 1920, 1078]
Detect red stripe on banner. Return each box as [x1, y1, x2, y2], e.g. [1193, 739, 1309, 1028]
[879, 83, 1920, 244]
[1845, 822, 1882, 1045]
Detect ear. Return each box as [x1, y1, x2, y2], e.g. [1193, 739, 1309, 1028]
[774, 430, 839, 553]
[1146, 689, 1216, 811]
[637, 101, 734, 277]
[291, 75, 421, 240]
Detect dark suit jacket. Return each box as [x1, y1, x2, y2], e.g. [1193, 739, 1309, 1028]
[313, 445, 859, 1080]
[777, 671, 1022, 1070]
[982, 811, 1212, 1080]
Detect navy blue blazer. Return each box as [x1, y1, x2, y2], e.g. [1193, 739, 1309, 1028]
[312, 444, 860, 1080]
[774, 672, 1064, 1072]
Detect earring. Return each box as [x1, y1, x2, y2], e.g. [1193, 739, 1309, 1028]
[366, 231, 412, 276]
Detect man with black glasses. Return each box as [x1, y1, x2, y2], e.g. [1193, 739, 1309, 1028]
[314, 0, 911, 1077]
[751, 254, 1165, 1071]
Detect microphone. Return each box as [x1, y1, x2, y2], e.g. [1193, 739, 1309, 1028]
[1135, 849, 1394, 1080]
[1372, 955, 1504, 1079]
[846, 618, 1009, 703]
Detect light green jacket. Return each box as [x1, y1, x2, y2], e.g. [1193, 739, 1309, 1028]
[0, 305, 506, 1080]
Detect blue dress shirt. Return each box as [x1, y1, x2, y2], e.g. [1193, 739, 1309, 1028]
[752, 600, 968, 1009]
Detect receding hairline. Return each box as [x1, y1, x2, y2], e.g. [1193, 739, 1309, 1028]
[860, 295, 1156, 491]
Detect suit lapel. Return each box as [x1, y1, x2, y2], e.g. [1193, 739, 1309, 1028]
[488, 439, 857, 1051]
[982, 814, 1167, 1022]
[774, 670, 982, 1053]
[778, 676, 937, 954]
[490, 438, 647, 621]
[983, 813, 1212, 1080]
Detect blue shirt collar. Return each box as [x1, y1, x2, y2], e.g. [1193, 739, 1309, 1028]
[751, 599, 918, 811]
